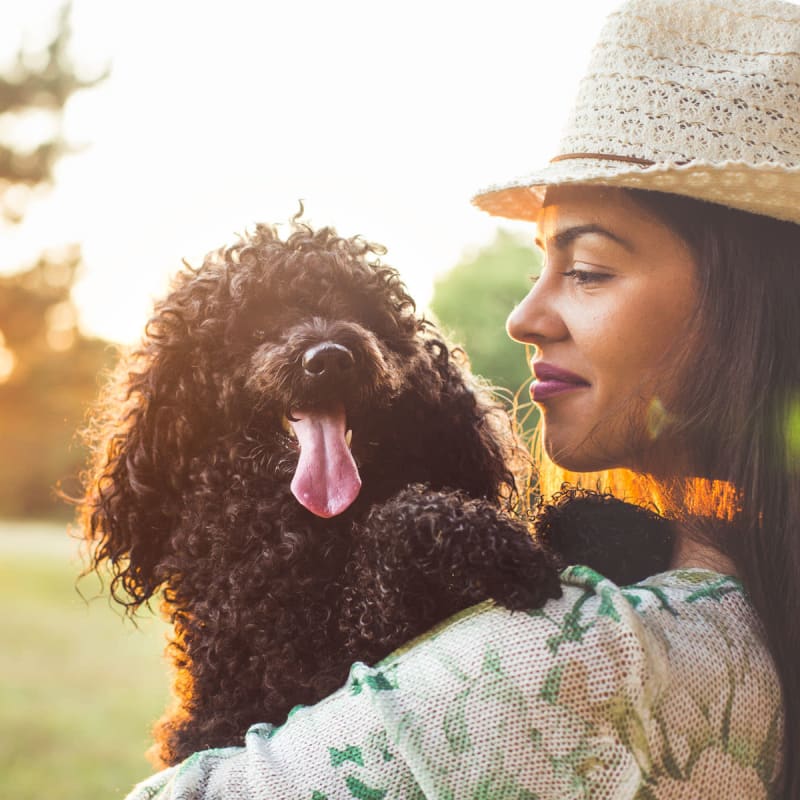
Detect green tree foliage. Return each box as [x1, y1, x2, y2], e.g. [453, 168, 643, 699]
[430, 229, 541, 406]
[0, 4, 106, 222]
[0, 5, 110, 519]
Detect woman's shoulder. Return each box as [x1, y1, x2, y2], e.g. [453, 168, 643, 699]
[384, 564, 761, 680]
[379, 564, 773, 696]
[557, 564, 773, 686]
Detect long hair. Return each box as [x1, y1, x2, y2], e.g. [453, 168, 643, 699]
[535, 189, 800, 798]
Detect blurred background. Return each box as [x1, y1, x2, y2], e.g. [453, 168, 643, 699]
[0, 1, 618, 797]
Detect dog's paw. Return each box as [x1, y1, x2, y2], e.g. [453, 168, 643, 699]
[467, 531, 563, 612]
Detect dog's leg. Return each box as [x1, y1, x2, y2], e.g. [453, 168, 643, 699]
[339, 487, 562, 665]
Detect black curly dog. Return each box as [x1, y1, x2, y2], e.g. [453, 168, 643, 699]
[79, 220, 672, 766]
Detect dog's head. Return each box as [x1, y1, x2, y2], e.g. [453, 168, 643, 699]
[236, 226, 430, 518]
[79, 220, 518, 608]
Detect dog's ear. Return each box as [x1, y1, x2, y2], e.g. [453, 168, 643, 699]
[79, 267, 229, 611]
[409, 336, 519, 503]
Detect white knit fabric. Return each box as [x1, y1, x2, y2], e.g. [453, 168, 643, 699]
[124, 567, 783, 799]
[473, 0, 800, 224]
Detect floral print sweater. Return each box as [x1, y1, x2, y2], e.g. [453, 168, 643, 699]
[126, 567, 783, 799]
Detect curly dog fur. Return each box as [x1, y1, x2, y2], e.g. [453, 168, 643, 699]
[78, 219, 672, 767]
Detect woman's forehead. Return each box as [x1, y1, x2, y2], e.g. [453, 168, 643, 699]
[536, 186, 674, 244]
[539, 186, 636, 222]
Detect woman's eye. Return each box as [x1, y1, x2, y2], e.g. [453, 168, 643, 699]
[561, 267, 612, 286]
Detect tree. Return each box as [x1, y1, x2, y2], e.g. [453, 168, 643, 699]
[0, 4, 105, 221]
[430, 229, 541, 426]
[0, 4, 111, 519]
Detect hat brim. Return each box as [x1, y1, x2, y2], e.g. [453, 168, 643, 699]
[472, 158, 800, 226]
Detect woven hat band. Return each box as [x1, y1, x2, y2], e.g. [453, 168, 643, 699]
[550, 153, 656, 167]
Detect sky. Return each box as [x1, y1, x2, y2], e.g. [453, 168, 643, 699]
[4, 0, 622, 344]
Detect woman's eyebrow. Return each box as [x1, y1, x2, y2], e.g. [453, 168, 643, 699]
[535, 223, 635, 253]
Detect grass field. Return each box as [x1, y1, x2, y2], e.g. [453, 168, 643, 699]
[1, 520, 171, 800]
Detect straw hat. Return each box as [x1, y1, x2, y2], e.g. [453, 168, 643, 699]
[472, 0, 800, 224]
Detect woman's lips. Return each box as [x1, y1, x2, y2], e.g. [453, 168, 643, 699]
[531, 362, 590, 401]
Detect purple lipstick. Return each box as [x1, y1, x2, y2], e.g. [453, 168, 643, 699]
[531, 362, 590, 401]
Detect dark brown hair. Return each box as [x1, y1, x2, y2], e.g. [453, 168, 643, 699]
[628, 189, 800, 799]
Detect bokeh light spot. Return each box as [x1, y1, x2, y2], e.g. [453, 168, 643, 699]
[787, 397, 800, 466]
[647, 396, 673, 440]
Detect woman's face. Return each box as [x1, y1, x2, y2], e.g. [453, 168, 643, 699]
[507, 185, 698, 474]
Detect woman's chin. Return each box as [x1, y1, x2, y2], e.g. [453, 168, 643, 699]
[542, 428, 625, 474]
[543, 437, 595, 473]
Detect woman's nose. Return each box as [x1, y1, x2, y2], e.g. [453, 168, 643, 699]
[506, 273, 566, 345]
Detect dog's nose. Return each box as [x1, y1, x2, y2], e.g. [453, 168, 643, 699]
[302, 342, 355, 376]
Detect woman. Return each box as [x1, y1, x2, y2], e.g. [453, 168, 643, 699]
[124, 0, 798, 797]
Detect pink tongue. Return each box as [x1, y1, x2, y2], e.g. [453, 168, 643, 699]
[289, 406, 361, 517]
